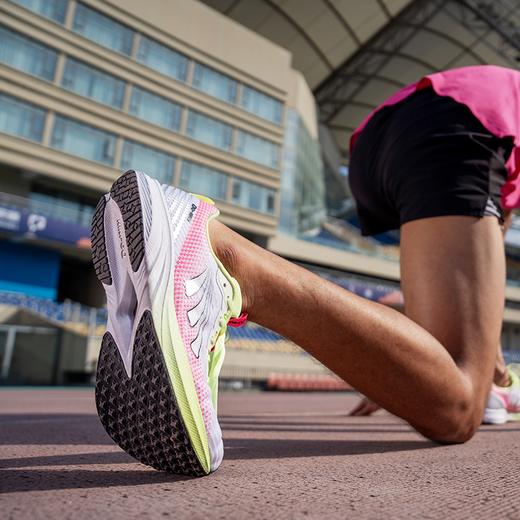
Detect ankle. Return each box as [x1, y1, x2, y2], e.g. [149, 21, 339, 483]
[494, 371, 511, 388]
[208, 219, 252, 314]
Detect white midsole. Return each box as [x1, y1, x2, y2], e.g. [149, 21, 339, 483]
[482, 407, 508, 425]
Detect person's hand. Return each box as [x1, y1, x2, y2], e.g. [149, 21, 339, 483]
[348, 396, 381, 416]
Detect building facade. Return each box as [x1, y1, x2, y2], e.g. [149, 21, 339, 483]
[0, 0, 323, 306]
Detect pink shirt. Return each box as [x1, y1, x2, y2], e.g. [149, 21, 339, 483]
[350, 66, 520, 209]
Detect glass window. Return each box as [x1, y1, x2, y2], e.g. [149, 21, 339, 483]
[50, 116, 116, 165]
[10, 0, 68, 24]
[192, 63, 237, 104]
[0, 25, 58, 80]
[179, 161, 227, 201]
[0, 93, 46, 142]
[129, 87, 182, 131]
[235, 131, 279, 169]
[61, 57, 125, 108]
[29, 190, 95, 227]
[73, 2, 134, 55]
[121, 140, 175, 184]
[232, 178, 275, 214]
[137, 36, 188, 82]
[186, 110, 233, 151]
[240, 85, 283, 125]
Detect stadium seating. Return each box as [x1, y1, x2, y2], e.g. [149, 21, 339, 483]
[227, 325, 303, 354]
[267, 373, 351, 391]
[0, 291, 107, 336]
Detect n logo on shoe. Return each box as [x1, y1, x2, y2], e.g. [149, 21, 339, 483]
[187, 203, 198, 223]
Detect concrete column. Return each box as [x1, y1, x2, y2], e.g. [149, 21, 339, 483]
[53, 53, 66, 86]
[64, 0, 76, 29]
[173, 157, 182, 186]
[113, 136, 124, 171]
[235, 82, 243, 106]
[230, 127, 238, 154]
[185, 59, 195, 86]
[131, 33, 141, 60]
[42, 111, 55, 147]
[179, 106, 189, 135]
[225, 175, 234, 203]
[122, 82, 133, 113]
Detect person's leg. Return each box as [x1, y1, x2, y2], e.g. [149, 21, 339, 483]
[349, 343, 509, 417]
[351, 208, 513, 417]
[398, 215, 504, 438]
[210, 214, 505, 442]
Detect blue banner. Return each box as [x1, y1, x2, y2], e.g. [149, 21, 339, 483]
[0, 203, 90, 248]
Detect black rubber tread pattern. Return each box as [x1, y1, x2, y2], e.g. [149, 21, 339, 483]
[95, 311, 205, 476]
[91, 195, 112, 285]
[110, 170, 144, 273]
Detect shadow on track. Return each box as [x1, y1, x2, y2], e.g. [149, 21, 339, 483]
[0, 468, 192, 493]
[223, 437, 434, 460]
[0, 438, 433, 494]
[0, 451, 133, 469]
[0, 414, 111, 445]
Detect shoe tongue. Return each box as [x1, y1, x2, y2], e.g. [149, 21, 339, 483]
[228, 312, 248, 328]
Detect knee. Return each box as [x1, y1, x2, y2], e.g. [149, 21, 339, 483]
[416, 398, 481, 444]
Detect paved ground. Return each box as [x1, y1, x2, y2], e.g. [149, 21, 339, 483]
[0, 389, 519, 520]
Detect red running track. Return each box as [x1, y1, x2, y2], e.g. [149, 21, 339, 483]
[0, 389, 519, 519]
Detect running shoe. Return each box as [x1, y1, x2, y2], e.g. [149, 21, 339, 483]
[482, 367, 520, 425]
[91, 170, 242, 476]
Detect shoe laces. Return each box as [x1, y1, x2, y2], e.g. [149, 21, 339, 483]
[228, 313, 248, 327]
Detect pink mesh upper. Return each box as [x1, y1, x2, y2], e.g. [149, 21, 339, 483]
[173, 201, 218, 433]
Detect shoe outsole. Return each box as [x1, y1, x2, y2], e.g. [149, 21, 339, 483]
[96, 312, 205, 476]
[91, 195, 112, 286]
[92, 170, 205, 476]
[109, 170, 145, 273]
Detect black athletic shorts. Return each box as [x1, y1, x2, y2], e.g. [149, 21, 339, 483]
[348, 87, 514, 236]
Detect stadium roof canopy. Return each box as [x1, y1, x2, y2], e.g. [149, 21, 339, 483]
[200, 0, 520, 162]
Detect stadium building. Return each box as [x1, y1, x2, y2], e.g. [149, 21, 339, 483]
[0, 0, 519, 386]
